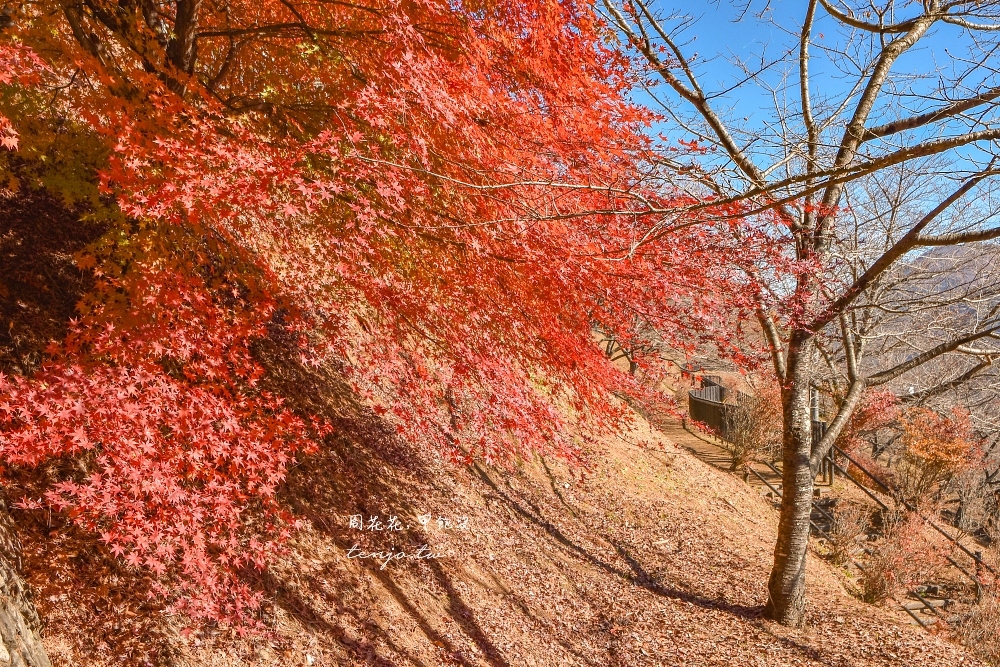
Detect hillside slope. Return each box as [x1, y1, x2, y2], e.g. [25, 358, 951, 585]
[13, 368, 984, 667]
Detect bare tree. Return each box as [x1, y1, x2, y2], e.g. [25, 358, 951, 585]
[727, 378, 782, 471]
[602, 0, 1000, 625]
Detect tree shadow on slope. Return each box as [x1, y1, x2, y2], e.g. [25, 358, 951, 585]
[0, 189, 104, 374]
[254, 337, 511, 666]
[472, 461, 765, 619]
[606, 538, 764, 619]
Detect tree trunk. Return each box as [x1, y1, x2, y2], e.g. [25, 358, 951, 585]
[0, 501, 50, 667]
[765, 336, 815, 627]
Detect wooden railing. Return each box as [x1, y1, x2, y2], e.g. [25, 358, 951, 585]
[688, 376, 827, 452]
[687, 374, 993, 627]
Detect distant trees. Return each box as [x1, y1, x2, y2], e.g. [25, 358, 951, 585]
[602, 0, 1000, 626]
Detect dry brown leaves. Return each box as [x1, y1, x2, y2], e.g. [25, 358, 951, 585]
[20, 406, 986, 666]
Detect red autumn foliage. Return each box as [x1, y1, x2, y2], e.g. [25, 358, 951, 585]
[0, 1, 770, 626]
[0, 44, 45, 150]
[860, 509, 946, 604]
[838, 388, 899, 455]
[0, 224, 329, 623]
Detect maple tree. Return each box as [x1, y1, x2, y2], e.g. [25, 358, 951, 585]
[0, 43, 43, 150]
[895, 407, 982, 504]
[0, 0, 760, 629]
[859, 508, 945, 604]
[726, 378, 782, 472]
[836, 388, 898, 457]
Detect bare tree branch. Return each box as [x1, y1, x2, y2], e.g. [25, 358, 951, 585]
[867, 326, 1000, 386]
[860, 86, 1000, 142]
[817, 0, 917, 34]
[809, 167, 994, 332]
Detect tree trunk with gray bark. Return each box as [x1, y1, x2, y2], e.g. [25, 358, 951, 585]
[0, 502, 50, 667]
[764, 337, 816, 626]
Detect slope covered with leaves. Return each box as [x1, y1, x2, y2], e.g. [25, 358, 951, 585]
[11, 357, 982, 666]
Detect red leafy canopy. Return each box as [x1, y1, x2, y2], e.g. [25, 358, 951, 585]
[0, 0, 755, 624]
[0, 226, 328, 622]
[0, 44, 45, 149]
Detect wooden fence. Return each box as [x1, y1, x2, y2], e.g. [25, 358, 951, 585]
[688, 377, 828, 448]
[688, 376, 746, 442]
[687, 375, 996, 627]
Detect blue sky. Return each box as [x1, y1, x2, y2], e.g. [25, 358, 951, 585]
[624, 0, 996, 165]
